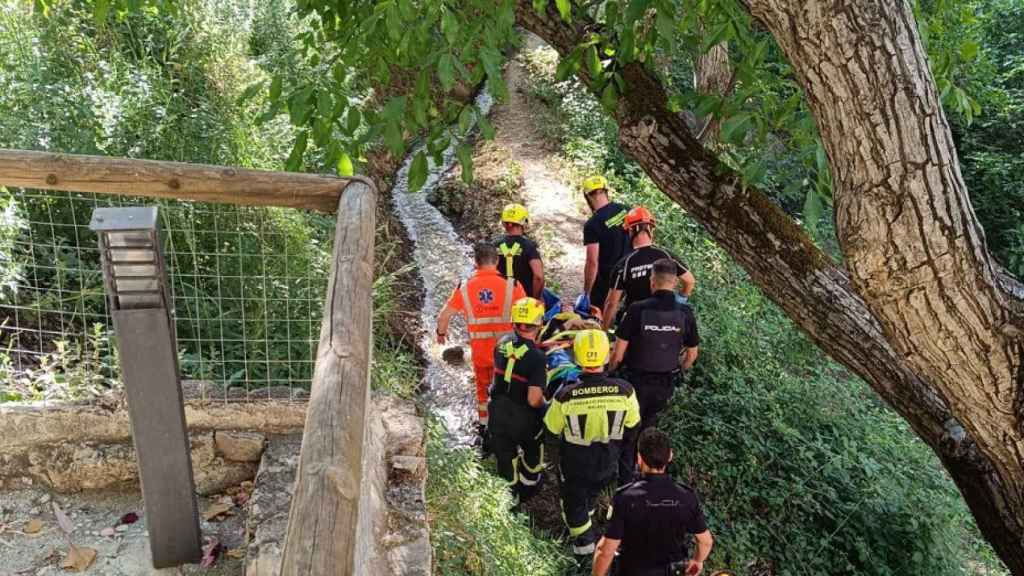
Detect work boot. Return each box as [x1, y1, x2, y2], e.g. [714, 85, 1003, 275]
[474, 423, 492, 457]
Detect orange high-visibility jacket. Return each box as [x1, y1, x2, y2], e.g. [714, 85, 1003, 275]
[445, 268, 527, 360]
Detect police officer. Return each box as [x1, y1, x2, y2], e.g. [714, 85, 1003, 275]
[545, 329, 641, 564]
[602, 207, 696, 330]
[489, 297, 548, 501]
[581, 176, 631, 311]
[592, 428, 714, 576]
[495, 203, 545, 299]
[610, 258, 699, 484]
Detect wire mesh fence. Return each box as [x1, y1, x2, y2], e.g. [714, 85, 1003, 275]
[0, 189, 334, 404]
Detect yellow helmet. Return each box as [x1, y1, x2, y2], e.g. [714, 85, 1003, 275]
[573, 329, 610, 368]
[500, 203, 529, 225]
[582, 175, 608, 194]
[510, 297, 545, 326]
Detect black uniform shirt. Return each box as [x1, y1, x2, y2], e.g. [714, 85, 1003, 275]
[610, 245, 689, 309]
[617, 290, 699, 374]
[605, 473, 708, 574]
[494, 235, 542, 296]
[583, 202, 631, 280]
[490, 334, 546, 406]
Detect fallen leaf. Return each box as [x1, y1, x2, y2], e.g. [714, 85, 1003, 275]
[202, 502, 233, 521]
[61, 544, 97, 572]
[240, 481, 254, 491]
[99, 527, 115, 537]
[217, 495, 234, 507]
[117, 512, 138, 526]
[24, 518, 44, 534]
[52, 502, 74, 535]
[200, 537, 222, 568]
[225, 547, 245, 559]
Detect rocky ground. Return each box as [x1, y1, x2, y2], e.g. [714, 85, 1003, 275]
[0, 487, 248, 575]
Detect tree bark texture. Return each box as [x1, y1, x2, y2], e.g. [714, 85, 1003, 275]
[694, 40, 732, 145]
[515, 1, 1024, 571]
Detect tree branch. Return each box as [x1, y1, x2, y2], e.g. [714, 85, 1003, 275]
[513, 3, 1024, 567]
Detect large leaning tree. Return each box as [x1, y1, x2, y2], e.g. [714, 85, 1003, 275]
[104, 0, 1021, 569]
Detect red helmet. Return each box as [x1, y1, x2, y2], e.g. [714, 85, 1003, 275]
[623, 206, 656, 230]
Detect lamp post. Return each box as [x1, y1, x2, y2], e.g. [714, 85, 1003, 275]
[90, 207, 202, 568]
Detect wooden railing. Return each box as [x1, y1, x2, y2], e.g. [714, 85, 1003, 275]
[0, 149, 380, 575]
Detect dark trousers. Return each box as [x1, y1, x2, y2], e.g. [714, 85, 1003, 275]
[591, 275, 611, 310]
[492, 427, 544, 498]
[618, 374, 675, 485]
[489, 396, 544, 498]
[560, 468, 614, 554]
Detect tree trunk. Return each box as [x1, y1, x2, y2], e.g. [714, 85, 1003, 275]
[514, 1, 1024, 572]
[693, 40, 731, 145]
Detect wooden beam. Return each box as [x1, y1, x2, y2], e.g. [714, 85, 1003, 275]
[278, 180, 377, 575]
[0, 149, 347, 212]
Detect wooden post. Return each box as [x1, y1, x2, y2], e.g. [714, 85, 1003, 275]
[0, 149, 347, 212]
[278, 180, 377, 575]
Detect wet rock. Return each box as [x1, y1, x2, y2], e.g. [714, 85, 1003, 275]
[215, 431, 266, 462]
[441, 346, 465, 364]
[378, 396, 424, 461]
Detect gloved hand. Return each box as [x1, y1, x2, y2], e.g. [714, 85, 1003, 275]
[574, 293, 591, 316]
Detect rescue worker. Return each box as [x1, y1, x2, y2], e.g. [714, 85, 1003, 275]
[609, 258, 700, 485]
[494, 203, 545, 299]
[581, 176, 631, 311]
[593, 428, 714, 576]
[489, 297, 548, 502]
[545, 329, 640, 564]
[602, 207, 696, 329]
[436, 243, 527, 445]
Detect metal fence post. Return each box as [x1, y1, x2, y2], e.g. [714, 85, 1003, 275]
[90, 207, 202, 568]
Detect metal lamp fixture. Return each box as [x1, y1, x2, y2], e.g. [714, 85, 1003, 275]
[90, 207, 202, 568]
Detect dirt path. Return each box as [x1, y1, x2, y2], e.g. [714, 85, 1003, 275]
[492, 35, 587, 300]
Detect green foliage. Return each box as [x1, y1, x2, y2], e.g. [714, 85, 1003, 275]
[1, 323, 119, 402]
[425, 419, 574, 575]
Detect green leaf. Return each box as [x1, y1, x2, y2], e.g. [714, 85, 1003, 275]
[532, 0, 548, 15]
[438, 54, 456, 91]
[456, 144, 474, 184]
[237, 82, 264, 106]
[317, 91, 333, 119]
[555, 53, 579, 82]
[619, 28, 636, 63]
[959, 40, 979, 62]
[478, 115, 496, 140]
[384, 121, 404, 156]
[555, 0, 571, 21]
[347, 107, 361, 134]
[409, 151, 429, 192]
[382, 96, 406, 122]
[624, 0, 649, 24]
[337, 152, 354, 177]
[386, 3, 403, 41]
[721, 113, 752, 144]
[442, 11, 459, 44]
[702, 22, 733, 52]
[585, 45, 602, 78]
[803, 188, 823, 236]
[655, 9, 674, 44]
[286, 132, 308, 171]
[457, 106, 474, 135]
[269, 76, 283, 102]
[600, 82, 618, 111]
[94, 0, 111, 26]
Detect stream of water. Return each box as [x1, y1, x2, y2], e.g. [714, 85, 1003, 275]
[392, 91, 495, 444]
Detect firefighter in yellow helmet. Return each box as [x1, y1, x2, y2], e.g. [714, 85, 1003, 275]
[488, 297, 548, 502]
[545, 329, 640, 564]
[581, 176, 631, 312]
[494, 203, 545, 298]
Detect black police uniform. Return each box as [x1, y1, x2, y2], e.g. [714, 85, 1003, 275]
[494, 234, 543, 298]
[544, 373, 640, 556]
[605, 473, 708, 576]
[489, 334, 547, 498]
[615, 290, 699, 484]
[583, 202, 631, 309]
[609, 245, 688, 323]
